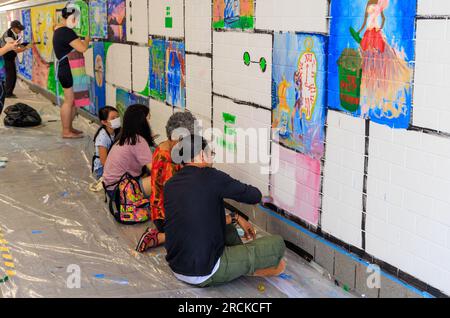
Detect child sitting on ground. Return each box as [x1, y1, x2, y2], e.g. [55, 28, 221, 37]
[89, 107, 120, 192]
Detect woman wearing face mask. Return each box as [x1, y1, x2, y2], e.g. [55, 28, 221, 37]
[53, 2, 91, 139]
[103, 104, 156, 199]
[92, 106, 120, 180]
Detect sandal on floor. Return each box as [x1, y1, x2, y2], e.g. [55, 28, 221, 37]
[136, 228, 160, 253]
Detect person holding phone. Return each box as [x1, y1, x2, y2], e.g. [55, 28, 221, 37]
[0, 39, 19, 115]
[0, 20, 29, 98]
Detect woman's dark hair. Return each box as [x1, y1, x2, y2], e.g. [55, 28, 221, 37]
[117, 104, 156, 148]
[62, 6, 76, 19]
[93, 106, 119, 142]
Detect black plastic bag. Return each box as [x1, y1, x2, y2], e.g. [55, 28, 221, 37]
[3, 103, 42, 127]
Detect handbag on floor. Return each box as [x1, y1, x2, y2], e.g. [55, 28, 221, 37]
[3, 103, 42, 127]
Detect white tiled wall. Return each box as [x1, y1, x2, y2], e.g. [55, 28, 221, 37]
[213, 95, 271, 196]
[255, 0, 328, 33]
[148, 0, 184, 38]
[185, 0, 211, 53]
[321, 110, 366, 248]
[84, 46, 94, 78]
[106, 83, 116, 107]
[413, 19, 450, 132]
[418, 0, 450, 15]
[366, 122, 450, 295]
[213, 31, 272, 108]
[105, 44, 132, 90]
[149, 100, 174, 142]
[126, 0, 149, 44]
[186, 54, 212, 120]
[132, 45, 150, 94]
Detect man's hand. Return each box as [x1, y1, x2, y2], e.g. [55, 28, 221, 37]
[237, 215, 256, 240]
[4, 40, 19, 52]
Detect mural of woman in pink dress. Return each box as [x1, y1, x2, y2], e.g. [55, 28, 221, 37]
[356, 0, 412, 120]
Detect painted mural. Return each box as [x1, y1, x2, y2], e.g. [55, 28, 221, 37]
[213, 0, 254, 29]
[166, 40, 185, 108]
[30, 4, 64, 63]
[107, 0, 126, 42]
[270, 143, 321, 226]
[31, 44, 49, 88]
[90, 0, 108, 39]
[116, 88, 149, 118]
[328, 0, 416, 129]
[73, 0, 89, 37]
[86, 77, 98, 116]
[17, 9, 33, 81]
[149, 38, 166, 102]
[272, 33, 327, 159]
[93, 41, 106, 113]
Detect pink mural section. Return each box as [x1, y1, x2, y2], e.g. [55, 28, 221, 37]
[270, 143, 321, 226]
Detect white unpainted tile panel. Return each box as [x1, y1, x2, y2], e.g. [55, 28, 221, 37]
[185, 0, 211, 53]
[213, 31, 272, 108]
[126, 0, 149, 44]
[150, 100, 173, 142]
[106, 44, 132, 90]
[366, 122, 450, 295]
[106, 83, 116, 107]
[132, 45, 150, 93]
[186, 54, 212, 119]
[148, 0, 184, 38]
[413, 19, 450, 133]
[255, 0, 328, 33]
[418, 0, 450, 15]
[84, 47, 94, 78]
[213, 95, 271, 196]
[321, 110, 366, 248]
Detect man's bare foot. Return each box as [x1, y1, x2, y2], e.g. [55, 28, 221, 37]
[252, 260, 286, 277]
[62, 132, 84, 139]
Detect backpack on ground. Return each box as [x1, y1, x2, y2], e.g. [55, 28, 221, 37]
[104, 173, 150, 224]
[3, 103, 42, 127]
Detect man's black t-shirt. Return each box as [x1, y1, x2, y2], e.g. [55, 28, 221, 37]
[164, 166, 262, 277]
[53, 27, 78, 61]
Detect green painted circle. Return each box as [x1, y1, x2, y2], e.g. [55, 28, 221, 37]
[260, 57, 267, 72]
[243, 52, 251, 66]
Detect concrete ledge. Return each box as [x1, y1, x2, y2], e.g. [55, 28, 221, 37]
[250, 204, 435, 298]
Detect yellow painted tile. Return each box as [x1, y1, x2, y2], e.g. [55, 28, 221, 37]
[2, 254, 12, 260]
[0, 247, 9, 252]
[4, 262, 15, 268]
[5, 270, 16, 277]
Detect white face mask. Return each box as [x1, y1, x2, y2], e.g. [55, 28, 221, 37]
[110, 118, 121, 130]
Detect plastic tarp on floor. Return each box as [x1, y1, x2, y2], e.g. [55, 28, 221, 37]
[0, 83, 352, 298]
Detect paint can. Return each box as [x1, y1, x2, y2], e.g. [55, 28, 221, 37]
[337, 48, 363, 112]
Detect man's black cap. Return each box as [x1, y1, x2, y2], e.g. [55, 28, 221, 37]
[10, 20, 25, 31]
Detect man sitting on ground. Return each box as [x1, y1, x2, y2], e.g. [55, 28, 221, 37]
[164, 135, 286, 287]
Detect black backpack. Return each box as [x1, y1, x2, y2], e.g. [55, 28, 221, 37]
[4, 103, 42, 127]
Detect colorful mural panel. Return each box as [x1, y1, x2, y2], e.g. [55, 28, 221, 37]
[107, 0, 126, 42]
[213, 0, 254, 30]
[90, 0, 108, 39]
[166, 40, 185, 108]
[272, 33, 327, 159]
[328, 0, 417, 128]
[149, 38, 166, 102]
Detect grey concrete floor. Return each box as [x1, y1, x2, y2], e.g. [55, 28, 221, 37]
[0, 81, 354, 298]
